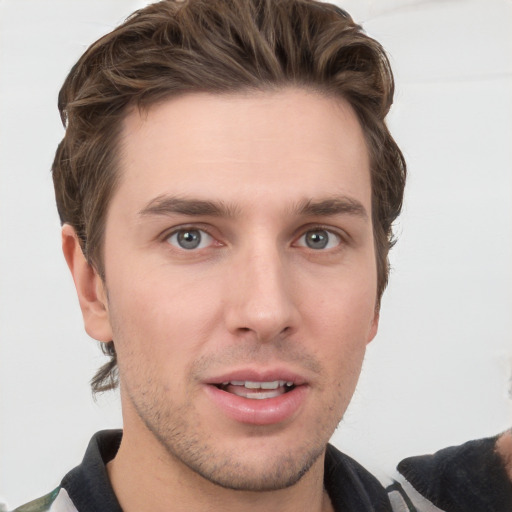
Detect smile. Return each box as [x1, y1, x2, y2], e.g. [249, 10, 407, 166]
[217, 380, 295, 399]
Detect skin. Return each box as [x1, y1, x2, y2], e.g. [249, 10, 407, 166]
[496, 430, 512, 481]
[63, 88, 379, 512]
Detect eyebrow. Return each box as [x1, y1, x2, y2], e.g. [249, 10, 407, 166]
[138, 195, 368, 220]
[294, 197, 368, 220]
[138, 195, 239, 218]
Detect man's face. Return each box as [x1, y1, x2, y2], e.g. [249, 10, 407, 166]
[99, 89, 378, 490]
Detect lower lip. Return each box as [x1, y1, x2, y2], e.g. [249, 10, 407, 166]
[204, 385, 308, 426]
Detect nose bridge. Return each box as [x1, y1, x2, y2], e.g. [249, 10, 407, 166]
[226, 236, 297, 341]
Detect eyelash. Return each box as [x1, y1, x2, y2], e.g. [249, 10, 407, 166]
[294, 226, 344, 251]
[161, 224, 347, 252]
[163, 225, 218, 251]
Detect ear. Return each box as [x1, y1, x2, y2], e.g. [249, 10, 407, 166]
[367, 310, 380, 345]
[62, 224, 113, 343]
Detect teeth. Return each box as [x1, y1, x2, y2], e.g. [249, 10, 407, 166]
[260, 381, 279, 389]
[231, 388, 284, 399]
[226, 380, 293, 389]
[245, 381, 263, 389]
[246, 390, 281, 399]
[219, 380, 297, 400]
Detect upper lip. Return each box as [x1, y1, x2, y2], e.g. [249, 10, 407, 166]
[205, 368, 308, 386]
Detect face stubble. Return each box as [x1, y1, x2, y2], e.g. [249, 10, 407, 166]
[114, 322, 360, 492]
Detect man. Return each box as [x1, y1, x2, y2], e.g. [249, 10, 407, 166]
[10, 1, 511, 511]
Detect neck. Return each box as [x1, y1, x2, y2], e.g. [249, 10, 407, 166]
[107, 427, 333, 512]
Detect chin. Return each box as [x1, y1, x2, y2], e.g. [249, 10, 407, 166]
[169, 441, 327, 492]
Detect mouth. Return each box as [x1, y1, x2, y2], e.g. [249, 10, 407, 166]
[215, 380, 296, 400]
[204, 373, 308, 425]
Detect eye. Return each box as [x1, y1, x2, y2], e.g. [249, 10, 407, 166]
[166, 228, 214, 250]
[296, 228, 341, 250]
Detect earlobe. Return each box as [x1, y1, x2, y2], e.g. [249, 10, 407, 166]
[62, 224, 113, 343]
[367, 310, 380, 344]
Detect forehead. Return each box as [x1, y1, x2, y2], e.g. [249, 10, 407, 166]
[115, 88, 371, 213]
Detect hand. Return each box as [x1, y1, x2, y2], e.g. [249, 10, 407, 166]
[495, 430, 512, 481]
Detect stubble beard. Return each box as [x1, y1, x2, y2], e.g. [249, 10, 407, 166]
[112, 315, 355, 493]
[127, 382, 338, 492]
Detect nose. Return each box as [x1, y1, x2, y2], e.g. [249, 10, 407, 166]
[224, 242, 299, 343]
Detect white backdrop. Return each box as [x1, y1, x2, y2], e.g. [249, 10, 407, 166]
[1, 0, 511, 508]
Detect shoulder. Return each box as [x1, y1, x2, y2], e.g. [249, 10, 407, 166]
[396, 435, 512, 512]
[11, 488, 77, 512]
[10, 430, 122, 512]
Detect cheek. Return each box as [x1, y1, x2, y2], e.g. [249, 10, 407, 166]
[105, 267, 222, 365]
[302, 277, 376, 379]
[306, 275, 377, 336]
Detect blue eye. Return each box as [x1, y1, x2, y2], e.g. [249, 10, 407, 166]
[297, 229, 341, 250]
[167, 229, 213, 250]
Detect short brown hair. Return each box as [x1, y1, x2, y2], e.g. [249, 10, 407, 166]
[53, 0, 406, 393]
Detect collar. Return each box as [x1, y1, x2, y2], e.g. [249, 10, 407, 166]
[61, 430, 391, 512]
